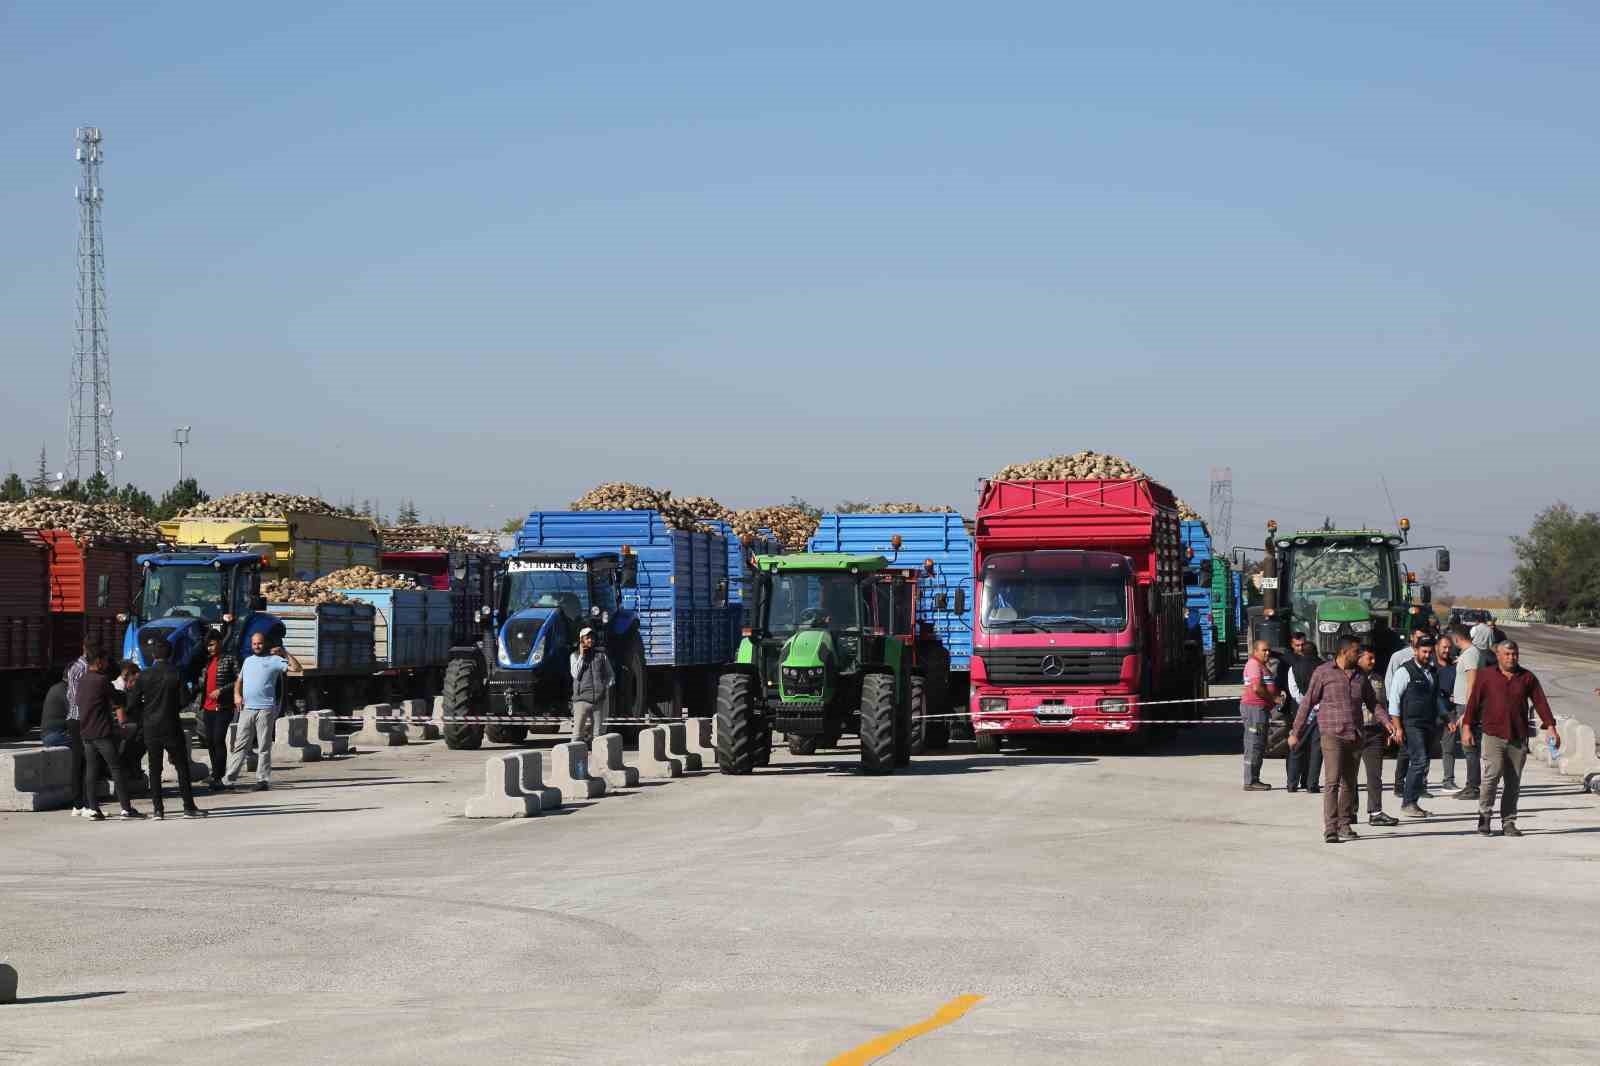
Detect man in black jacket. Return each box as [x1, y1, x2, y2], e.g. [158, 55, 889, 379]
[1282, 631, 1323, 792]
[126, 638, 207, 820]
[80, 647, 142, 821]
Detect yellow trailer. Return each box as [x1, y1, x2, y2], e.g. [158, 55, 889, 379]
[158, 512, 380, 582]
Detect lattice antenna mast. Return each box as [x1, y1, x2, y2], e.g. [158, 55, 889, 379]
[70, 126, 118, 483]
[1208, 466, 1233, 549]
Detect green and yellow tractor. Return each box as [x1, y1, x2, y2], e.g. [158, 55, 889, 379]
[713, 551, 930, 775]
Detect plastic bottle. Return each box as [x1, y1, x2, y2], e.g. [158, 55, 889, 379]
[1548, 735, 1561, 763]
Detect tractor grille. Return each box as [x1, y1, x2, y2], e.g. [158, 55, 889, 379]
[978, 647, 1130, 686]
[504, 620, 540, 663]
[775, 700, 828, 733]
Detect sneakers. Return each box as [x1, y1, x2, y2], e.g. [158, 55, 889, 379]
[1454, 787, 1479, 801]
[151, 811, 165, 821]
[1286, 786, 1299, 794]
[1438, 779, 1458, 790]
[1324, 832, 1342, 844]
[1400, 804, 1430, 819]
[118, 808, 145, 820]
[1369, 811, 1399, 827]
[1307, 786, 1322, 794]
[254, 781, 270, 792]
[1243, 782, 1271, 792]
[86, 809, 106, 821]
[1477, 815, 1493, 836]
[1419, 789, 1435, 799]
[1338, 827, 1360, 842]
[182, 808, 208, 819]
[1503, 821, 1523, 838]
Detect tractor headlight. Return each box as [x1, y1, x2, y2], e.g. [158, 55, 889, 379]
[781, 666, 825, 695]
[1350, 620, 1373, 634]
[528, 638, 545, 666]
[1317, 621, 1340, 633]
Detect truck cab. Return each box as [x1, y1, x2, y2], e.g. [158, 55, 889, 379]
[122, 550, 278, 687]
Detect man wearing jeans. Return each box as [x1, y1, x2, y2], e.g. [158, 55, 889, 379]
[569, 627, 614, 744]
[1240, 639, 1278, 791]
[1461, 640, 1558, 838]
[1387, 634, 1438, 818]
[1289, 635, 1398, 844]
[1449, 624, 1484, 799]
[222, 633, 302, 792]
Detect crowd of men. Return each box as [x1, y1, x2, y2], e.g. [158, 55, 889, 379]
[1239, 616, 1560, 843]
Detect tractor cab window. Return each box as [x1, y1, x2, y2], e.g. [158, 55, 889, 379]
[144, 567, 226, 623]
[766, 572, 868, 635]
[873, 577, 916, 637]
[503, 561, 592, 622]
[1281, 542, 1395, 619]
[229, 566, 256, 615]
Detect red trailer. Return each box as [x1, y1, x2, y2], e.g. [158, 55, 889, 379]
[39, 530, 152, 675]
[968, 477, 1204, 752]
[0, 532, 51, 734]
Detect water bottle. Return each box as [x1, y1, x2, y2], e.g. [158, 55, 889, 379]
[1548, 735, 1560, 763]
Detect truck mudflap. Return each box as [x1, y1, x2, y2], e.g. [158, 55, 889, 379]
[970, 689, 1147, 734]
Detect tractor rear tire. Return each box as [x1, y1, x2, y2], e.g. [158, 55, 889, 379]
[787, 733, 819, 756]
[901, 672, 926, 764]
[486, 724, 528, 745]
[715, 671, 759, 775]
[918, 643, 952, 750]
[974, 732, 1000, 755]
[614, 629, 649, 727]
[858, 671, 897, 774]
[441, 657, 484, 751]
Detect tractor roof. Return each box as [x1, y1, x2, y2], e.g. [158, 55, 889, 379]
[754, 552, 890, 574]
[137, 551, 265, 568]
[1279, 530, 1404, 545]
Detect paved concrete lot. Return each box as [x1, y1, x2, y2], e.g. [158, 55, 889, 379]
[4, 645, 1599, 1065]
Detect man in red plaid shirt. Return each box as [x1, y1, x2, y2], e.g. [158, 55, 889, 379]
[1289, 634, 1401, 843]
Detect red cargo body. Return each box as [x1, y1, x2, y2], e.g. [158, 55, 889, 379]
[0, 532, 50, 672]
[39, 531, 152, 672]
[969, 478, 1196, 741]
[380, 550, 490, 647]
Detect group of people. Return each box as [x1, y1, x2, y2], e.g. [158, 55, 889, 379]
[1240, 617, 1559, 843]
[37, 630, 302, 820]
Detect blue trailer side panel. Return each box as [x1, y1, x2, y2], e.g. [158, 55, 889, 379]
[337, 588, 452, 668]
[807, 513, 973, 671]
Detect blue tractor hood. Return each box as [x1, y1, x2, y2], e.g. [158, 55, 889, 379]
[497, 606, 563, 670]
[126, 616, 208, 680]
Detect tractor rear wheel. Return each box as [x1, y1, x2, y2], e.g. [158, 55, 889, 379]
[441, 657, 484, 751]
[614, 630, 648, 727]
[715, 671, 760, 775]
[787, 733, 819, 756]
[858, 671, 897, 774]
[918, 643, 952, 750]
[900, 672, 925, 765]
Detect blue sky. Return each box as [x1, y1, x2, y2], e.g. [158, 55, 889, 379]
[3, 1, 1595, 592]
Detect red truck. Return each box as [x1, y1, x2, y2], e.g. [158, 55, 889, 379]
[968, 477, 1204, 752]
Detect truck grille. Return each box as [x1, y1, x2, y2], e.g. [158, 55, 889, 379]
[978, 647, 1129, 686]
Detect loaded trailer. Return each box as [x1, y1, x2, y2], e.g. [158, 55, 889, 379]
[0, 532, 51, 735]
[157, 511, 379, 583]
[1180, 520, 1219, 682]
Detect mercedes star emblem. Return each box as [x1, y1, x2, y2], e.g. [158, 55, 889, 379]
[1040, 655, 1064, 677]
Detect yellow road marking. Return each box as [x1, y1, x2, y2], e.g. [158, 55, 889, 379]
[827, 995, 985, 1065]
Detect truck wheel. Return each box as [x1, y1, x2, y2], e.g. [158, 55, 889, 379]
[904, 672, 927, 761]
[975, 732, 1000, 755]
[858, 671, 897, 774]
[715, 671, 759, 775]
[486, 724, 528, 745]
[441, 657, 484, 751]
[787, 733, 819, 755]
[614, 630, 648, 726]
[918, 643, 952, 750]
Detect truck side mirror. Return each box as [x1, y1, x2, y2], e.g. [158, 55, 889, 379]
[1435, 549, 1451, 573]
[251, 595, 267, 612]
[621, 556, 639, 588]
[1420, 585, 1432, 605]
[934, 592, 949, 611]
[953, 588, 966, 615]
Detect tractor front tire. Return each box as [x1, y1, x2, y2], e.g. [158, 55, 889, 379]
[858, 671, 897, 774]
[787, 733, 819, 756]
[899, 672, 925, 766]
[715, 671, 760, 775]
[441, 657, 485, 751]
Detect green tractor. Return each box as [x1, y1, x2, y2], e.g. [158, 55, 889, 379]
[713, 551, 929, 775]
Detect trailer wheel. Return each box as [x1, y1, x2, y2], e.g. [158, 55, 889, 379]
[917, 643, 952, 750]
[787, 733, 819, 756]
[715, 671, 759, 775]
[486, 724, 528, 745]
[902, 672, 926, 763]
[974, 731, 1000, 755]
[441, 657, 484, 751]
[858, 671, 897, 774]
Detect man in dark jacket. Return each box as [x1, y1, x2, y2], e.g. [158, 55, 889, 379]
[1282, 632, 1323, 792]
[1387, 634, 1439, 818]
[569, 627, 615, 744]
[196, 630, 240, 790]
[126, 637, 207, 820]
[40, 678, 70, 748]
[79, 648, 142, 821]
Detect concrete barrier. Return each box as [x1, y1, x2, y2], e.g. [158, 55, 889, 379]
[684, 717, 716, 767]
[0, 748, 74, 811]
[590, 732, 639, 789]
[546, 741, 606, 800]
[636, 726, 683, 779]
[1558, 723, 1600, 778]
[464, 753, 538, 818]
[399, 698, 441, 740]
[270, 714, 323, 764]
[665, 722, 702, 772]
[0, 961, 16, 1004]
[309, 711, 349, 756]
[514, 751, 562, 810]
[351, 704, 407, 748]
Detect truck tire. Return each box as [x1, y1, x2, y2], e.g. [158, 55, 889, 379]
[917, 643, 952, 750]
[486, 724, 528, 745]
[974, 731, 1000, 755]
[905, 672, 928, 760]
[715, 671, 759, 775]
[441, 657, 484, 751]
[787, 733, 819, 755]
[858, 671, 897, 774]
[614, 630, 648, 726]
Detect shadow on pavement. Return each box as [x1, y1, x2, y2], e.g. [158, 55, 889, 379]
[10, 990, 127, 1005]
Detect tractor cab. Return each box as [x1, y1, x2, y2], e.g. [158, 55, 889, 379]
[123, 550, 275, 686]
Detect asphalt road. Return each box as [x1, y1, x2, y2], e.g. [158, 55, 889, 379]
[3, 644, 1598, 1065]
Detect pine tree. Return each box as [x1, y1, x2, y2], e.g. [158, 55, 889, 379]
[83, 472, 112, 503]
[115, 483, 157, 517]
[397, 498, 420, 526]
[0, 473, 26, 502]
[157, 479, 210, 520]
[27, 445, 51, 497]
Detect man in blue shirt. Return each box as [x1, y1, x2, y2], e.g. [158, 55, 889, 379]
[1388, 636, 1439, 818]
[221, 632, 303, 792]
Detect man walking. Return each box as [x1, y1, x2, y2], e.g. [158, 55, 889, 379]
[1289, 635, 1398, 843]
[63, 645, 91, 815]
[1357, 646, 1400, 827]
[126, 637, 207, 820]
[222, 633, 301, 792]
[1448, 624, 1484, 800]
[1462, 640, 1558, 837]
[78, 647, 142, 820]
[1435, 636, 1461, 789]
[570, 627, 615, 744]
[1385, 629, 1431, 798]
[1240, 639, 1279, 791]
[197, 630, 240, 791]
[1282, 631, 1322, 792]
[1387, 632, 1439, 818]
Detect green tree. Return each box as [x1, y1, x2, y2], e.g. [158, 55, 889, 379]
[55, 479, 84, 502]
[0, 472, 25, 502]
[835, 500, 872, 513]
[501, 516, 523, 535]
[156, 479, 209, 520]
[1511, 503, 1600, 623]
[788, 496, 823, 521]
[27, 445, 51, 497]
[115, 483, 157, 516]
[397, 498, 420, 526]
[83, 472, 112, 502]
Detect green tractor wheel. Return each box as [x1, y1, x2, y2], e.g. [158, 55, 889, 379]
[715, 670, 760, 775]
[858, 671, 897, 774]
[441, 657, 485, 751]
[898, 672, 925, 767]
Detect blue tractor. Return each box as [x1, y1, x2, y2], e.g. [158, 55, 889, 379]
[121, 550, 282, 691]
[439, 547, 644, 749]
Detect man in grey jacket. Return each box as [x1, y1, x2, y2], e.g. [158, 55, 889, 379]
[570, 627, 615, 744]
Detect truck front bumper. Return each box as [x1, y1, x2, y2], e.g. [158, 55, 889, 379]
[969, 687, 1146, 734]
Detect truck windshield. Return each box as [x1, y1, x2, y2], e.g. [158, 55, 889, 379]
[143, 567, 226, 622]
[1283, 543, 1394, 615]
[981, 551, 1129, 633]
[766, 572, 864, 635]
[503, 563, 591, 622]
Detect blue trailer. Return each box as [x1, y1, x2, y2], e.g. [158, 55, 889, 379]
[1180, 520, 1218, 681]
[438, 510, 747, 749]
[807, 512, 974, 742]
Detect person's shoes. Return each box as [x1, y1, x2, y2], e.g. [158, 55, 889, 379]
[1438, 779, 1457, 790]
[151, 811, 165, 821]
[1477, 815, 1493, 836]
[254, 781, 270, 792]
[1419, 789, 1435, 799]
[119, 808, 145, 820]
[1502, 821, 1523, 838]
[1243, 782, 1271, 792]
[70, 806, 85, 818]
[1400, 804, 1430, 818]
[1338, 827, 1360, 841]
[1324, 832, 1342, 844]
[86, 809, 106, 821]
[1307, 786, 1321, 794]
[182, 807, 208, 819]
[1453, 787, 1479, 801]
[1369, 811, 1399, 827]
[1392, 785, 1403, 797]
[208, 779, 224, 791]
[1286, 786, 1299, 794]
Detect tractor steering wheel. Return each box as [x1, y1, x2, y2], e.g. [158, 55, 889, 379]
[799, 608, 829, 627]
[166, 607, 198, 619]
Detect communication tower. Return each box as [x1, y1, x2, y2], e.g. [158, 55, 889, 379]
[1208, 466, 1234, 549]
[69, 126, 119, 482]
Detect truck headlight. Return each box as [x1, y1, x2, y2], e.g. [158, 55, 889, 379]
[979, 697, 1008, 714]
[1098, 698, 1129, 714]
[1350, 620, 1373, 634]
[1317, 621, 1340, 633]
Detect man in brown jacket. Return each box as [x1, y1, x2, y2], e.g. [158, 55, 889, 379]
[1461, 640, 1558, 837]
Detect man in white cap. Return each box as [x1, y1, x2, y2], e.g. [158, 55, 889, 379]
[569, 627, 615, 744]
